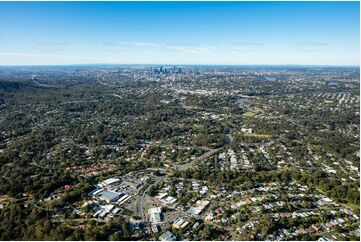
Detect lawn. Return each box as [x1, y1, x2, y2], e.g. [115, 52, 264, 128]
[346, 203, 360, 214]
[241, 133, 272, 139]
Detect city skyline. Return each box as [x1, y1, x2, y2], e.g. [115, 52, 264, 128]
[0, 1, 359, 66]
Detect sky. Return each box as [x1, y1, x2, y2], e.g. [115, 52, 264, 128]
[0, 1, 359, 66]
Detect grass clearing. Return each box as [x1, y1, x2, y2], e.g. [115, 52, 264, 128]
[243, 111, 256, 118]
[242, 107, 262, 118]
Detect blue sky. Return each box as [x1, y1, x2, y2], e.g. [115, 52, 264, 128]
[0, 1, 359, 66]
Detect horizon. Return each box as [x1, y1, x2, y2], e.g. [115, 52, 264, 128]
[0, 1, 359, 66]
[0, 63, 359, 68]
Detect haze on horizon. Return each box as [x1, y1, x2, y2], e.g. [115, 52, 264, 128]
[0, 1, 359, 66]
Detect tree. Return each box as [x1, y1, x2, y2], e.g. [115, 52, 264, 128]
[201, 225, 212, 240]
[169, 184, 177, 197]
[147, 185, 157, 197]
